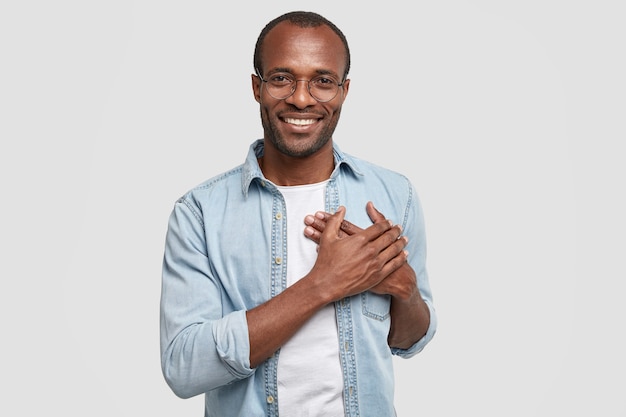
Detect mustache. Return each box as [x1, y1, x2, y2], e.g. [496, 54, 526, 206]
[277, 106, 325, 117]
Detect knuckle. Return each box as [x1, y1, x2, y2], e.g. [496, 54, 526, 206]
[375, 221, 391, 233]
[363, 245, 377, 258]
[354, 234, 369, 246]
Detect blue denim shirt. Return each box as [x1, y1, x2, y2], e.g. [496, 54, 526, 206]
[160, 139, 437, 417]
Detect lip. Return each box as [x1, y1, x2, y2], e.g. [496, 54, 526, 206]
[280, 113, 322, 130]
[283, 117, 316, 126]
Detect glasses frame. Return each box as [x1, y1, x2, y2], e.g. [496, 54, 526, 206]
[255, 70, 345, 103]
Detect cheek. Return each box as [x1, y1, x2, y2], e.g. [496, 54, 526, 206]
[326, 103, 343, 119]
[261, 103, 276, 119]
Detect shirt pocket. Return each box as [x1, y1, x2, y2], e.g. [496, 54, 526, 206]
[361, 292, 391, 321]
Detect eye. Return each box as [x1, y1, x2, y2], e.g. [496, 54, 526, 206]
[268, 74, 293, 86]
[318, 77, 334, 84]
[311, 76, 338, 89]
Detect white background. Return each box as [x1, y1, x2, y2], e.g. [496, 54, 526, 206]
[1, 1, 624, 416]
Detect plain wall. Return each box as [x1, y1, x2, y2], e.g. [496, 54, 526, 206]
[1, 1, 624, 415]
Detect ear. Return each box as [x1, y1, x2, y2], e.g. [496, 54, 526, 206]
[340, 78, 350, 101]
[252, 74, 262, 103]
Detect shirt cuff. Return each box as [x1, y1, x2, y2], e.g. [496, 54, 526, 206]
[391, 300, 437, 358]
[213, 310, 255, 378]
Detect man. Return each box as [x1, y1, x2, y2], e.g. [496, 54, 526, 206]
[160, 10, 437, 416]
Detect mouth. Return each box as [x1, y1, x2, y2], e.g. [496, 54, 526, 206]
[283, 117, 318, 126]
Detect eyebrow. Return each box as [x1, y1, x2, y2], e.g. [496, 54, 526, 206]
[266, 67, 339, 78]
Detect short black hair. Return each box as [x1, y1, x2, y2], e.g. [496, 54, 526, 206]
[253, 11, 351, 81]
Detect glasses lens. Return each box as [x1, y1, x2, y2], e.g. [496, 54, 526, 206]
[309, 76, 339, 102]
[263, 74, 340, 102]
[265, 75, 293, 100]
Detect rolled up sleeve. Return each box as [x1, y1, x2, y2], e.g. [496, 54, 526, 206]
[392, 184, 437, 358]
[160, 198, 254, 398]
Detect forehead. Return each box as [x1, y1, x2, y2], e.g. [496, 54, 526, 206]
[260, 22, 346, 76]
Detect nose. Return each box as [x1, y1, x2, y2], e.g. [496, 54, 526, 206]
[285, 79, 317, 108]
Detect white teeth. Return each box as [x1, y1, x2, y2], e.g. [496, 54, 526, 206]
[285, 118, 315, 126]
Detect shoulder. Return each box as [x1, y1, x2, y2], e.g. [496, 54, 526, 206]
[341, 151, 413, 190]
[175, 164, 245, 211]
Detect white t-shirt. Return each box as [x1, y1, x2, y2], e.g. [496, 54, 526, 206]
[275, 181, 344, 417]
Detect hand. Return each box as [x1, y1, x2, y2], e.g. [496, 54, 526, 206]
[305, 202, 417, 301]
[306, 205, 408, 302]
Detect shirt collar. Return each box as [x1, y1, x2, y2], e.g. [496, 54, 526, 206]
[241, 139, 363, 196]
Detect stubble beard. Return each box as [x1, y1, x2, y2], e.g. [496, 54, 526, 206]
[260, 107, 341, 158]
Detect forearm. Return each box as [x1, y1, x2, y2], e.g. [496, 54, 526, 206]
[387, 289, 430, 349]
[367, 261, 430, 349]
[246, 275, 332, 368]
[161, 279, 330, 396]
[247, 207, 406, 367]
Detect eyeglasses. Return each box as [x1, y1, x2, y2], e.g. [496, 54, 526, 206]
[256, 71, 345, 103]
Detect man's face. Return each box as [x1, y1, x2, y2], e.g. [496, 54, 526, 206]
[252, 22, 350, 158]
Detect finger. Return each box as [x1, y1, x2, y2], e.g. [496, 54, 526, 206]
[378, 224, 405, 249]
[366, 202, 406, 243]
[359, 218, 396, 244]
[303, 214, 331, 244]
[360, 225, 405, 275]
[320, 206, 346, 242]
[366, 201, 387, 224]
[364, 237, 408, 290]
[303, 224, 322, 243]
[378, 240, 409, 275]
[314, 210, 364, 236]
[303, 214, 323, 243]
[339, 217, 361, 236]
[306, 211, 356, 237]
[304, 213, 327, 233]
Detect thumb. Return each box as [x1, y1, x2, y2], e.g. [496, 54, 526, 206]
[366, 201, 386, 224]
[322, 206, 346, 241]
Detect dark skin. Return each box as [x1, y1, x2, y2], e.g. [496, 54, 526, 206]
[247, 206, 407, 367]
[304, 201, 431, 349]
[245, 21, 429, 368]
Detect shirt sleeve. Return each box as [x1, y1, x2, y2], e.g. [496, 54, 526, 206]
[160, 197, 254, 399]
[391, 183, 438, 358]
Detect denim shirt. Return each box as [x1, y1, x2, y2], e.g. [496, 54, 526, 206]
[160, 139, 437, 417]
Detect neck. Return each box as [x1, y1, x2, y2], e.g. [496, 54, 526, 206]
[258, 144, 334, 187]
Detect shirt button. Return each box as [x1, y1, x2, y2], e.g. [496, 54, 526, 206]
[275, 212, 283, 220]
[275, 257, 282, 264]
[267, 395, 274, 404]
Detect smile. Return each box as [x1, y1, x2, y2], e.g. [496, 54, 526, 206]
[284, 118, 317, 126]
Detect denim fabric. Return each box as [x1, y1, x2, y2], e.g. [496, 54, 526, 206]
[160, 139, 437, 417]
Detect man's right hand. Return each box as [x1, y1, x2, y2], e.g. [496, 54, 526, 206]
[306, 205, 408, 303]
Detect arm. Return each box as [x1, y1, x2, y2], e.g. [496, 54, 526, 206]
[247, 206, 407, 367]
[160, 199, 254, 398]
[161, 200, 408, 397]
[304, 201, 433, 350]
